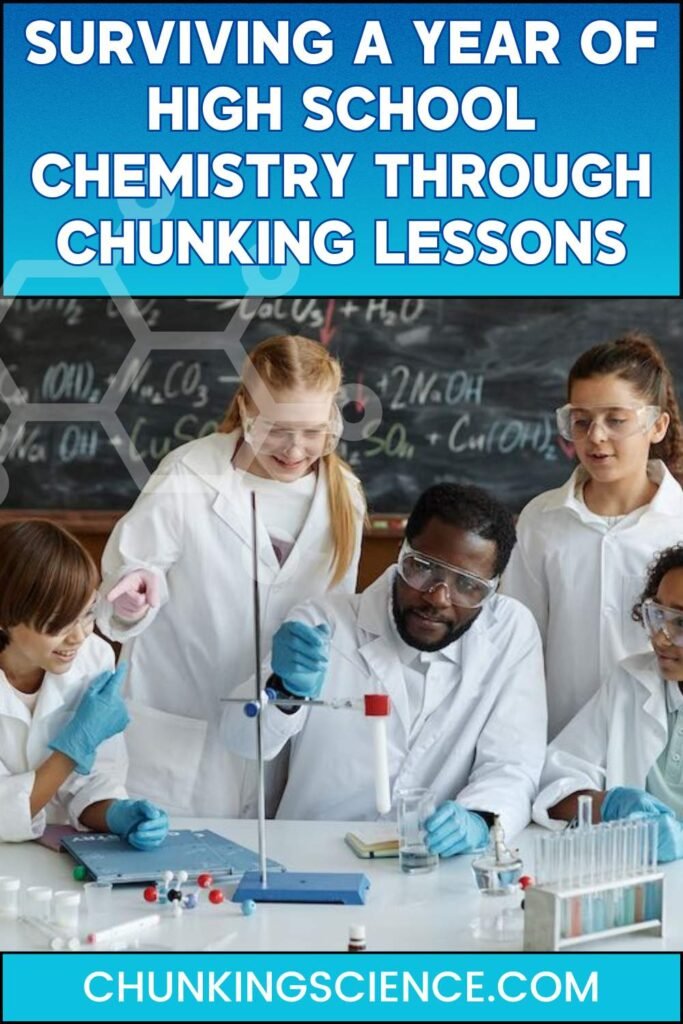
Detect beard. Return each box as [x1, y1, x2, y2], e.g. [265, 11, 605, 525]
[391, 580, 480, 652]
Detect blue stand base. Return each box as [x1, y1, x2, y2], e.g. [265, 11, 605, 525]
[231, 871, 370, 905]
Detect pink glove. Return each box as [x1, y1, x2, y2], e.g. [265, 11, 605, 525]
[107, 570, 160, 623]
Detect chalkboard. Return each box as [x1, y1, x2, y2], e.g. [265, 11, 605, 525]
[1, 296, 682, 515]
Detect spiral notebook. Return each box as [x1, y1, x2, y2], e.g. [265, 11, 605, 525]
[61, 828, 285, 884]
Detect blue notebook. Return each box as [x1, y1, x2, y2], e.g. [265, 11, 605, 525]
[61, 828, 285, 884]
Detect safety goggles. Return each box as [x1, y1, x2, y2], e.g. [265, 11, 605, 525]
[47, 596, 100, 638]
[397, 541, 498, 609]
[555, 404, 661, 442]
[641, 598, 683, 648]
[242, 404, 343, 457]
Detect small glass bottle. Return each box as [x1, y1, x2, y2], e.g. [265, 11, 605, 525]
[347, 924, 367, 951]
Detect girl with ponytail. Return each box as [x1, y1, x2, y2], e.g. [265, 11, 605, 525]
[98, 336, 366, 818]
[502, 332, 683, 740]
[218, 335, 362, 586]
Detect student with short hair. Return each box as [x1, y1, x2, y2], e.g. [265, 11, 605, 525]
[0, 519, 167, 847]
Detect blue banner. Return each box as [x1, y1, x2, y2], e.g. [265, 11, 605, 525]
[3, 3, 680, 296]
[1, 952, 680, 1021]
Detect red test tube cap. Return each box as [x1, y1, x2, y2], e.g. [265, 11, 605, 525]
[364, 694, 390, 717]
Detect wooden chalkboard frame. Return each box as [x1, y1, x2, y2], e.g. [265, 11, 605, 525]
[0, 508, 407, 537]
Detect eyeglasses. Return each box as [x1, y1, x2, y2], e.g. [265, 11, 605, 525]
[555, 404, 661, 442]
[641, 598, 683, 648]
[397, 541, 498, 609]
[242, 405, 343, 457]
[47, 598, 100, 638]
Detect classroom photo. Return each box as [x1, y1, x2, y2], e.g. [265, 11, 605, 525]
[1, 294, 683, 953]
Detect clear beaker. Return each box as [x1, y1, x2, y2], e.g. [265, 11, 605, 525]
[83, 882, 113, 921]
[396, 787, 438, 874]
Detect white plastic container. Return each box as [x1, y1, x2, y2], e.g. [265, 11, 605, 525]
[52, 890, 81, 931]
[0, 877, 21, 919]
[23, 886, 53, 922]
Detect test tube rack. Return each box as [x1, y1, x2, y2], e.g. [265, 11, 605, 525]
[524, 818, 664, 951]
[523, 871, 664, 950]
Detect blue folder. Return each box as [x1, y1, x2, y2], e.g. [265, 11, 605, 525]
[61, 828, 285, 884]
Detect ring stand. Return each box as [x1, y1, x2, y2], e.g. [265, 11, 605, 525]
[230, 494, 371, 906]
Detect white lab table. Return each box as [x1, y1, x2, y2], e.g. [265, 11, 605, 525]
[1, 819, 682, 952]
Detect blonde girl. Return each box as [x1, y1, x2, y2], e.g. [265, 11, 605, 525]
[98, 336, 366, 817]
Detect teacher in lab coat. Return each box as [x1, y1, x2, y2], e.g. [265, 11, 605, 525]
[222, 483, 548, 848]
[98, 336, 366, 818]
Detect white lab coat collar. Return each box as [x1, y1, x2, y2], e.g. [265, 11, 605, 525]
[0, 661, 82, 726]
[541, 460, 682, 521]
[177, 432, 260, 554]
[175, 431, 337, 576]
[355, 567, 495, 735]
[620, 651, 670, 737]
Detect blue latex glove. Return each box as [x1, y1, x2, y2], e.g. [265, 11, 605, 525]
[424, 801, 490, 857]
[654, 814, 683, 863]
[48, 663, 130, 775]
[106, 799, 169, 850]
[271, 621, 330, 698]
[601, 786, 675, 822]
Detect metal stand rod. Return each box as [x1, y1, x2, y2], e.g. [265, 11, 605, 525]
[220, 695, 361, 710]
[250, 493, 268, 887]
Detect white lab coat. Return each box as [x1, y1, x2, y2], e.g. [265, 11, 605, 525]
[501, 460, 683, 739]
[0, 635, 127, 842]
[98, 431, 365, 818]
[221, 566, 548, 838]
[533, 651, 669, 828]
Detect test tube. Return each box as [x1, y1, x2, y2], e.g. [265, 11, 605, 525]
[623, 821, 638, 924]
[594, 822, 605, 884]
[647, 818, 659, 872]
[588, 829, 604, 932]
[613, 823, 626, 927]
[567, 833, 582, 938]
[583, 825, 597, 935]
[602, 822, 616, 928]
[534, 834, 546, 886]
[577, 794, 593, 830]
[633, 820, 647, 922]
[645, 818, 660, 922]
[576, 798, 591, 889]
[546, 833, 559, 887]
[555, 835, 568, 938]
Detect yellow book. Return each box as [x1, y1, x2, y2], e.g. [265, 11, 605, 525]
[344, 831, 399, 859]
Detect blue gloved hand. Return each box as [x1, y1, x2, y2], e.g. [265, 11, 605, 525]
[271, 621, 330, 698]
[424, 801, 489, 857]
[601, 786, 675, 822]
[654, 814, 683, 863]
[48, 663, 130, 775]
[106, 799, 169, 850]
